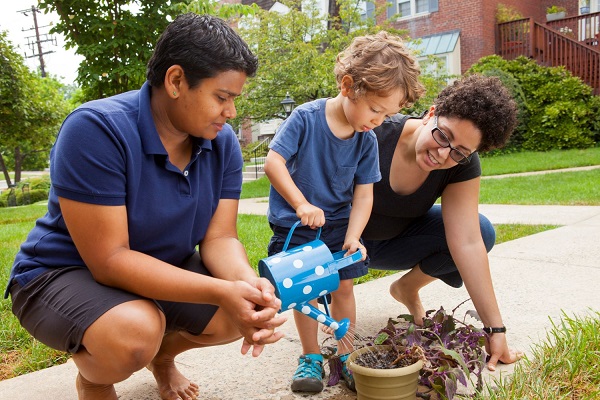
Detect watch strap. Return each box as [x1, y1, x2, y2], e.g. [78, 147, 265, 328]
[483, 326, 507, 334]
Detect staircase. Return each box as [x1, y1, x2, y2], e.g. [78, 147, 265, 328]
[242, 137, 271, 182]
[496, 12, 600, 95]
[243, 157, 267, 182]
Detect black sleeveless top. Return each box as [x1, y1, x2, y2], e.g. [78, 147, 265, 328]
[362, 114, 481, 241]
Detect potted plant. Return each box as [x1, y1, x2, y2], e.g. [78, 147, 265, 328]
[326, 301, 487, 400]
[346, 344, 425, 399]
[546, 5, 567, 21]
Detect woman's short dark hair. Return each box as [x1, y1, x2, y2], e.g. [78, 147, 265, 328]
[147, 13, 258, 88]
[434, 74, 518, 152]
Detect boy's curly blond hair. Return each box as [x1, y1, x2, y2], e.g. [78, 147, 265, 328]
[334, 31, 425, 108]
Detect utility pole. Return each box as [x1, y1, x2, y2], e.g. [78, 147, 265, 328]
[18, 5, 56, 78]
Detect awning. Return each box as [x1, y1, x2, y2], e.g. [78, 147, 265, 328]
[408, 30, 460, 56]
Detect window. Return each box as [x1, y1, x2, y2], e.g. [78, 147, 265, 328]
[416, 0, 429, 13]
[407, 30, 460, 79]
[398, 0, 411, 17]
[388, 0, 438, 19]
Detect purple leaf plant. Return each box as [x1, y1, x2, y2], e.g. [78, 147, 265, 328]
[324, 300, 487, 400]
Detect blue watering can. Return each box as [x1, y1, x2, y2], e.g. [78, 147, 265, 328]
[258, 221, 363, 340]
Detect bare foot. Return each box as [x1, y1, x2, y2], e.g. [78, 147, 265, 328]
[76, 372, 117, 400]
[389, 278, 426, 325]
[148, 359, 199, 400]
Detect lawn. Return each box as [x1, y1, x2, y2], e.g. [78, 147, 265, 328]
[480, 147, 600, 175]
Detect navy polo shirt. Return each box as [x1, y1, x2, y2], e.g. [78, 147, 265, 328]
[5, 82, 243, 298]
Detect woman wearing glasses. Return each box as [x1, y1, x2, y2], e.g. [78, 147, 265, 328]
[362, 74, 523, 371]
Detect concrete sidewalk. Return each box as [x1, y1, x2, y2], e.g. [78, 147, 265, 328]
[1, 203, 599, 400]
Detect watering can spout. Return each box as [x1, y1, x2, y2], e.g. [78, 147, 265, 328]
[295, 303, 350, 340]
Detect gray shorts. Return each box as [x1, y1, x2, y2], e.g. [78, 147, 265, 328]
[10, 252, 218, 354]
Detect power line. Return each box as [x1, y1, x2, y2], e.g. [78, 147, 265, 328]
[17, 5, 56, 77]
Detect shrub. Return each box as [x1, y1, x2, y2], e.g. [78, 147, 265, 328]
[469, 55, 600, 152]
[0, 176, 51, 207]
[496, 4, 524, 23]
[26, 176, 51, 191]
[241, 142, 269, 163]
[546, 5, 566, 14]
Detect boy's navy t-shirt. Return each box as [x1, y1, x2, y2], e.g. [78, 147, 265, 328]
[5, 82, 243, 298]
[267, 98, 381, 227]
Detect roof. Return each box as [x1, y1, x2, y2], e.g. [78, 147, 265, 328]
[408, 30, 460, 56]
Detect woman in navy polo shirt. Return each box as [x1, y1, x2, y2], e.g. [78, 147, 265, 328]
[6, 14, 285, 400]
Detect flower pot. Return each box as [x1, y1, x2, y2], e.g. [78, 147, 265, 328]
[347, 345, 424, 400]
[546, 11, 566, 21]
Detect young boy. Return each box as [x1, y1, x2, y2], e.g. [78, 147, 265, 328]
[264, 31, 425, 393]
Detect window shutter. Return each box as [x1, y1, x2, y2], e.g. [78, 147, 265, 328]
[429, 0, 438, 12]
[387, 1, 397, 19]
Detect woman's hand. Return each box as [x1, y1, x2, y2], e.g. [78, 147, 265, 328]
[221, 278, 287, 357]
[485, 333, 524, 371]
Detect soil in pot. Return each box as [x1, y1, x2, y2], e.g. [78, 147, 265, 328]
[354, 347, 419, 369]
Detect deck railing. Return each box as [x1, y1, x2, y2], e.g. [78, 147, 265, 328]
[546, 11, 600, 45]
[497, 16, 600, 95]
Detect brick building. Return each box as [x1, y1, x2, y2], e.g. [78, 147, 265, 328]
[236, 0, 600, 144]
[376, 0, 598, 75]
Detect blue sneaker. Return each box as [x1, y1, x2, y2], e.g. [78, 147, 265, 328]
[339, 353, 356, 392]
[291, 354, 325, 393]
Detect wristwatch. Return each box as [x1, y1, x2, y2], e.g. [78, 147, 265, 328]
[483, 326, 507, 334]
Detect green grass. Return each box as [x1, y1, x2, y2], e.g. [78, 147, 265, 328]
[240, 176, 270, 199]
[480, 148, 600, 175]
[0, 204, 69, 380]
[475, 311, 600, 399]
[238, 214, 270, 267]
[480, 169, 600, 205]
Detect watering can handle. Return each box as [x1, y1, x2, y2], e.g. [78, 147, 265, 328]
[282, 220, 322, 252]
[329, 249, 364, 271]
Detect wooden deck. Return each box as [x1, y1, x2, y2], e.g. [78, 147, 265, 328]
[496, 12, 600, 95]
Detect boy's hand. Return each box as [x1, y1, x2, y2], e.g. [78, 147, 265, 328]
[296, 203, 325, 229]
[342, 239, 367, 261]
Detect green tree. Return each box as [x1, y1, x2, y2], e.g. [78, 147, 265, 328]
[469, 55, 600, 151]
[234, 0, 404, 126]
[40, 0, 258, 102]
[0, 31, 71, 186]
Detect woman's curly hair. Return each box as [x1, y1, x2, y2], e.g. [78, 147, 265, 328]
[334, 31, 425, 108]
[434, 74, 518, 152]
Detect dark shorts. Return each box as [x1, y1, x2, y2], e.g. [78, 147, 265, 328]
[267, 219, 368, 280]
[363, 205, 496, 288]
[9, 252, 218, 354]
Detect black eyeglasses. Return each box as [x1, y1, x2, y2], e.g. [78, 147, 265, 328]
[431, 116, 472, 165]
